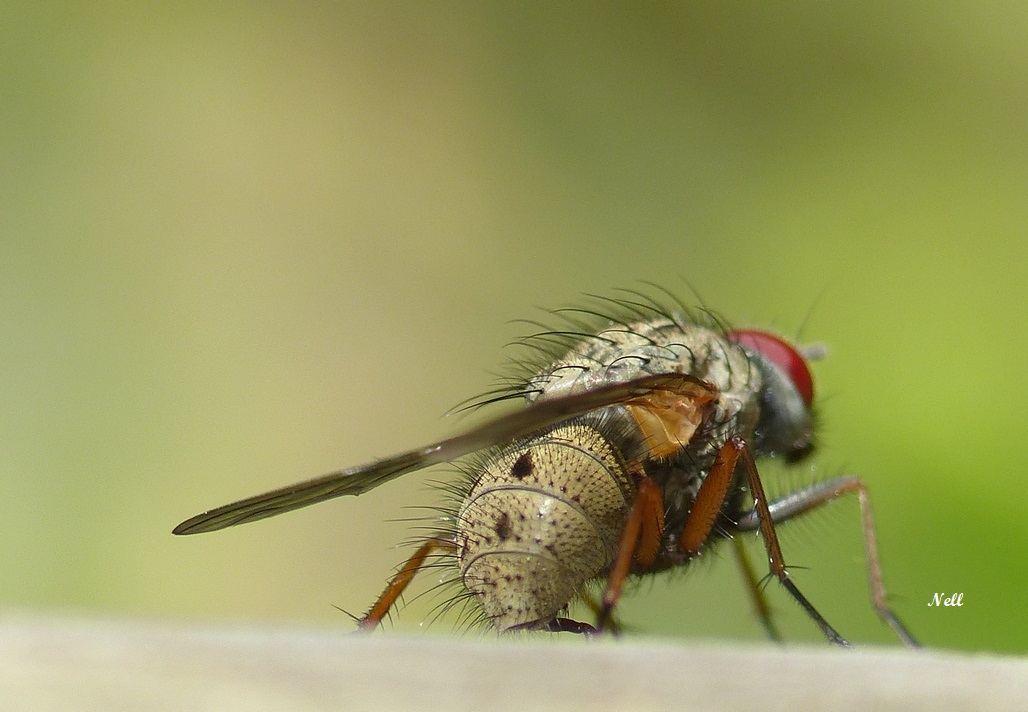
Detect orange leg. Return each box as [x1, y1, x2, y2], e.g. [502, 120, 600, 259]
[679, 435, 742, 556]
[675, 437, 787, 640]
[735, 474, 919, 648]
[577, 592, 623, 635]
[358, 536, 455, 630]
[597, 469, 665, 632]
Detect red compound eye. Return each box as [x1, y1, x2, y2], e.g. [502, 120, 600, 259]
[726, 329, 814, 407]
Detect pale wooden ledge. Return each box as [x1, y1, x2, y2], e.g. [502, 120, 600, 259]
[1, 616, 1024, 712]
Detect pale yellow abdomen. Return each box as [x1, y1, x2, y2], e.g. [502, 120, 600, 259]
[457, 422, 634, 630]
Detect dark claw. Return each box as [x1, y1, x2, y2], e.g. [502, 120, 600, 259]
[547, 617, 598, 635]
[508, 617, 598, 635]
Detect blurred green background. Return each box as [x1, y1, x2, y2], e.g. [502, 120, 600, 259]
[2, 3, 1024, 653]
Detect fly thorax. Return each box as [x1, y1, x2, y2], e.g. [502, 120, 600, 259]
[457, 422, 633, 631]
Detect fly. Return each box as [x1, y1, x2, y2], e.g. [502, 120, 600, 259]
[174, 290, 919, 647]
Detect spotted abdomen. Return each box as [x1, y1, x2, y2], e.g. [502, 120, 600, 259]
[457, 422, 635, 630]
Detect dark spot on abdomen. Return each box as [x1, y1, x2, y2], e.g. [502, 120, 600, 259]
[510, 451, 533, 480]
[494, 512, 512, 541]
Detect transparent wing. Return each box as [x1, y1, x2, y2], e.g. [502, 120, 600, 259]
[173, 372, 714, 535]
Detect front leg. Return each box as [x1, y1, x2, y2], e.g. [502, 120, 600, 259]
[730, 440, 851, 646]
[735, 474, 919, 648]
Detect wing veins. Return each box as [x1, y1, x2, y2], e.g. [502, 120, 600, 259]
[173, 373, 709, 535]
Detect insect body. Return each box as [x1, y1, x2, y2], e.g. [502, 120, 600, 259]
[457, 319, 765, 632]
[175, 297, 918, 647]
